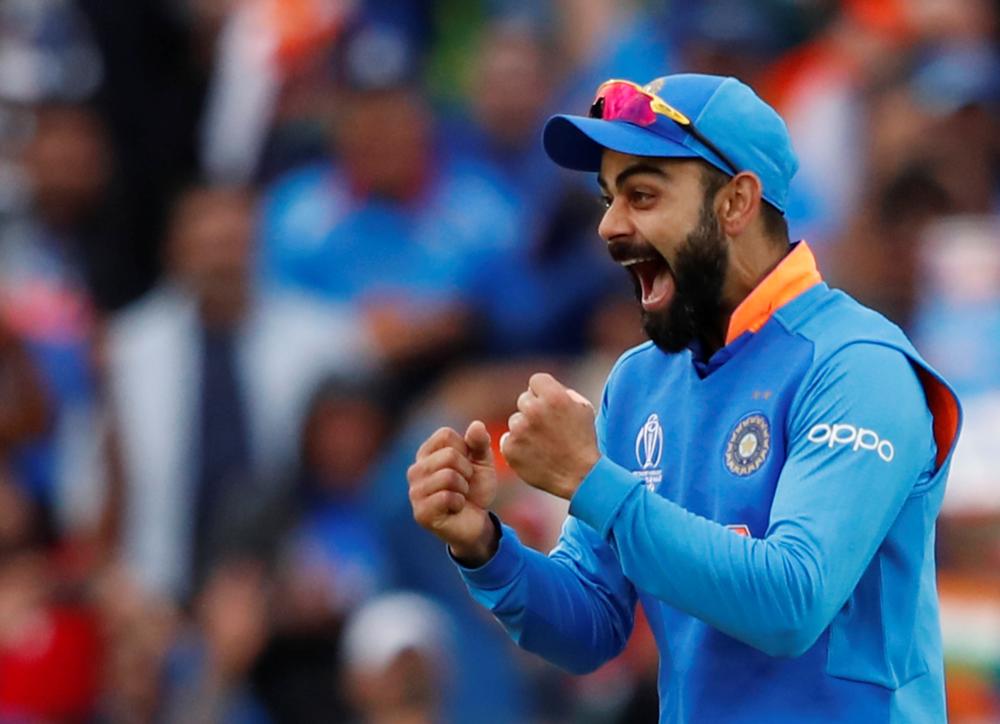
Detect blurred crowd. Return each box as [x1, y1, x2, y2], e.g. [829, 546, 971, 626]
[0, 0, 997, 722]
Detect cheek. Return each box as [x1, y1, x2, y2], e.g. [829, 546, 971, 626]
[661, 193, 709, 239]
[633, 208, 687, 260]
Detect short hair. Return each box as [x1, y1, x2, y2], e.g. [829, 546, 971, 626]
[701, 165, 789, 245]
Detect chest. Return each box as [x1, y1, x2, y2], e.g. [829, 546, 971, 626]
[603, 333, 812, 536]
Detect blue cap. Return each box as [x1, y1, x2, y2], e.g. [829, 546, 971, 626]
[543, 73, 798, 213]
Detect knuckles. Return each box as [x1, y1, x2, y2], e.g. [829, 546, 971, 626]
[507, 411, 527, 435]
[518, 396, 540, 418]
[434, 468, 468, 492]
[410, 445, 471, 482]
[438, 447, 460, 469]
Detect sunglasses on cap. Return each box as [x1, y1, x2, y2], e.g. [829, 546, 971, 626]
[589, 79, 741, 176]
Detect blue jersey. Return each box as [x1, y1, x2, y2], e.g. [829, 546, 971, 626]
[458, 243, 961, 723]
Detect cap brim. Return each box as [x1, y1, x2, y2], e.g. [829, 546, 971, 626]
[542, 115, 700, 172]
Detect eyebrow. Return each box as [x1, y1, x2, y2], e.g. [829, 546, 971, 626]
[597, 162, 670, 193]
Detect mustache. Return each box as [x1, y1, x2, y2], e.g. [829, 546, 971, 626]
[606, 238, 663, 264]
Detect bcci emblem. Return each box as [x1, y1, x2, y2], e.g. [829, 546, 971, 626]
[633, 413, 664, 490]
[725, 413, 771, 477]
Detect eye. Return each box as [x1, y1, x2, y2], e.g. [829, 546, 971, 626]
[628, 189, 655, 207]
[598, 194, 612, 209]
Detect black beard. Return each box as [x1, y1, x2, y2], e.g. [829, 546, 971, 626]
[640, 200, 728, 353]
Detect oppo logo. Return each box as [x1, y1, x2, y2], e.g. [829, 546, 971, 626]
[806, 423, 895, 462]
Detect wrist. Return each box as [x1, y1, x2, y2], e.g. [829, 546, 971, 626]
[565, 449, 601, 499]
[449, 514, 500, 568]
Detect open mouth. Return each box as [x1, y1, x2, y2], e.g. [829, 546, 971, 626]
[620, 254, 675, 313]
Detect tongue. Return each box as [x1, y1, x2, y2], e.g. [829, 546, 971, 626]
[641, 266, 674, 312]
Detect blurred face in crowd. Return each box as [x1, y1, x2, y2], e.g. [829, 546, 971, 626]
[923, 105, 997, 214]
[347, 648, 440, 724]
[333, 87, 431, 200]
[304, 392, 388, 492]
[23, 105, 111, 230]
[168, 188, 255, 328]
[867, 78, 997, 215]
[472, 24, 552, 148]
[598, 151, 730, 353]
[907, 0, 997, 42]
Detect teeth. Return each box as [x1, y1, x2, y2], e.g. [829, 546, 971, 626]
[620, 257, 659, 267]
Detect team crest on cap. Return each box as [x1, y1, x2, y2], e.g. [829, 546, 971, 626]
[725, 414, 771, 477]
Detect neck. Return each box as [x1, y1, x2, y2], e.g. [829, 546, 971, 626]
[698, 326, 727, 357]
[714, 237, 789, 351]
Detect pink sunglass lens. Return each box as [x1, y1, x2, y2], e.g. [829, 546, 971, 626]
[598, 85, 656, 126]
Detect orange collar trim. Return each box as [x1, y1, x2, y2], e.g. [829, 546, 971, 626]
[725, 242, 823, 345]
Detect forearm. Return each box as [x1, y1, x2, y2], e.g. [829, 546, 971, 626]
[571, 463, 817, 655]
[458, 520, 636, 673]
[570, 457, 914, 657]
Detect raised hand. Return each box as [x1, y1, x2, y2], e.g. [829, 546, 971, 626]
[407, 421, 499, 566]
[500, 373, 600, 500]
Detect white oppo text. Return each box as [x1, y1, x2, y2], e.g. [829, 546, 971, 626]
[806, 423, 895, 462]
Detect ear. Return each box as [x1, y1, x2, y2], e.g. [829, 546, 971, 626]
[716, 171, 762, 237]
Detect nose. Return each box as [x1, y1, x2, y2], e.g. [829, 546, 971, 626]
[597, 197, 632, 242]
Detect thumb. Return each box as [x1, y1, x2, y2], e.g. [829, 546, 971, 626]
[464, 420, 494, 466]
[567, 387, 595, 411]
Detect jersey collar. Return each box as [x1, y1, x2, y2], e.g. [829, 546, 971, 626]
[725, 241, 822, 345]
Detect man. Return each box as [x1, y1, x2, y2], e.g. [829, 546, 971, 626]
[407, 74, 962, 722]
[106, 186, 374, 598]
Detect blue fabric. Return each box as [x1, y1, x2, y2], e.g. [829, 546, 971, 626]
[458, 283, 961, 723]
[258, 159, 520, 308]
[290, 494, 393, 610]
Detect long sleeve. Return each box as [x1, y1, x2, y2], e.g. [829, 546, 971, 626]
[456, 401, 638, 674]
[569, 342, 938, 657]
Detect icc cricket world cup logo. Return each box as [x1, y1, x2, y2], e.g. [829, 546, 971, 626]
[634, 414, 664, 488]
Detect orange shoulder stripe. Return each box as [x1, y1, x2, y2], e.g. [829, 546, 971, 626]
[725, 242, 822, 345]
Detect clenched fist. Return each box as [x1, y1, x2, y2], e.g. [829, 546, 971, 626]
[500, 373, 600, 500]
[407, 421, 499, 567]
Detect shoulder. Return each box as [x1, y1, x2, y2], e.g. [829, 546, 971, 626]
[774, 284, 927, 393]
[774, 284, 931, 404]
[105, 286, 196, 370]
[608, 340, 665, 379]
[779, 285, 962, 470]
[786, 337, 933, 461]
[602, 340, 689, 399]
[774, 284, 912, 361]
[108, 286, 189, 340]
[802, 342, 925, 398]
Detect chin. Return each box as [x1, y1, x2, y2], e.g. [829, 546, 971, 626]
[641, 307, 695, 354]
